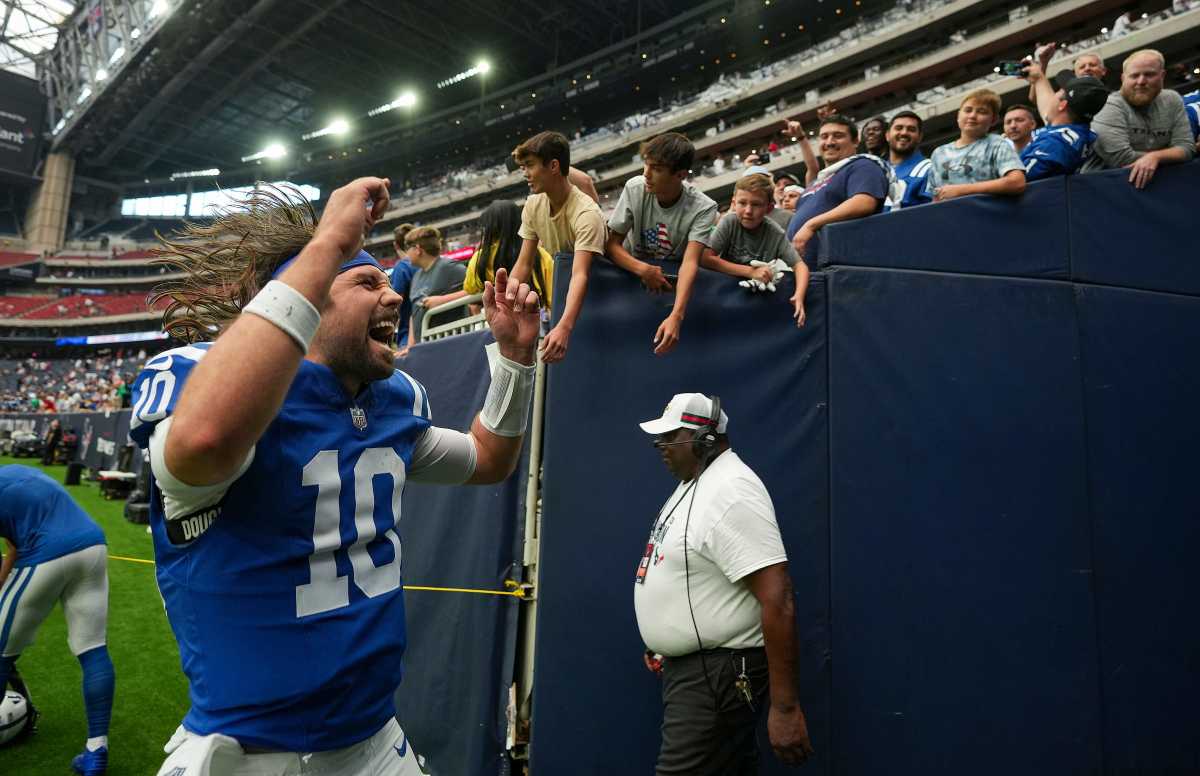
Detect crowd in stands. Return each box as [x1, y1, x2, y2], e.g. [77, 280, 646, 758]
[407, 40, 1196, 364]
[0, 351, 153, 413]
[0, 292, 157, 320]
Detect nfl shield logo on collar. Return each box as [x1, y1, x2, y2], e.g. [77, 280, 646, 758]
[350, 407, 367, 431]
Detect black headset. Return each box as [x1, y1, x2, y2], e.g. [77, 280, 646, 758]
[690, 394, 721, 462]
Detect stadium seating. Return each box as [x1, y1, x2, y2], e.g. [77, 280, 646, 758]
[0, 250, 39, 268]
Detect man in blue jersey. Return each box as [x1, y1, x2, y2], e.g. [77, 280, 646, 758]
[884, 111, 933, 209]
[0, 464, 115, 775]
[133, 180, 540, 775]
[1183, 91, 1199, 144]
[1023, 65, 1110, 180]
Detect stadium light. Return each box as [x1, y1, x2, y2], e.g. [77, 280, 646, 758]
[131, 28, 141, 39]
[368, 91, 418, 116]
[241, 143, 287, 162]
[169, 168, 220, 180]
[436, 60, 490, 89]
[95, 68, 108, 82]
[76, 85, 92, 104]
[108, 46, 126, 65]
[53, 118, 65, 134]
[302, 117, 350, 140]
[149, 0, 169, 19]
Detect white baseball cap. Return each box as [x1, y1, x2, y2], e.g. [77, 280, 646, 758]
[639, 393, 729, 435]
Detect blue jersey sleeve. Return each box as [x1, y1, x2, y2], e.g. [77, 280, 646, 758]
[1021, 125, 1094, 182]
[1184, 93, 1200, 141]
[129, 344, 212, 449]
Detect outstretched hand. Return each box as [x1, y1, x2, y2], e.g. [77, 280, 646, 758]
[484, 267, 540, 365]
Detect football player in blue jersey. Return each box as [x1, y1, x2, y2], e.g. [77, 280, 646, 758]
[1022, 65, 1110, 181]
[0, 464, 115, 775]
[131, 178, 540, 776]
[884, 111, 933, 209]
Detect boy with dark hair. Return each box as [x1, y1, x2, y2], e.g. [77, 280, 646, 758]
[1021, 64, 1109, 180]
[886, 111, 933, 209]
[510, 131, 607, 363]
[702, 173, 810, 324]
[928, 89, 1027, 201]
[607, 131, 717, 356]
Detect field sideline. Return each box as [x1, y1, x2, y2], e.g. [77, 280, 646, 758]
[0, 456, 189, 776]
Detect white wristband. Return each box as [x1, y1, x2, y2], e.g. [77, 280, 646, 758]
[243, 280, 321, 354]
[480, 354, 536, 437]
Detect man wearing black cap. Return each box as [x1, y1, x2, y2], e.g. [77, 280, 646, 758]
[1021, 64, 1110, 180]
[635, 393, 813, 774]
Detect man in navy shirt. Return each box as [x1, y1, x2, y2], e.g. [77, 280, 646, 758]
[1023, 66, 1110, 180]
[389, 223, 417, 352]
[786, 114, 889, 323]
[0, 464, 114, 776]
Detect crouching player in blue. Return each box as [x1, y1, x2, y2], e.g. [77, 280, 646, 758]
[0, 464, 115, 775]
[131, 177, 540, 776]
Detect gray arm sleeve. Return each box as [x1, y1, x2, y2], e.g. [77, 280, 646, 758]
[407, 425, 478, 484]
[1167, 97, 1197, 159]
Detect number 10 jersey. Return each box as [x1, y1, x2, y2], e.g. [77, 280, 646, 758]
[130, 344, 432, 753]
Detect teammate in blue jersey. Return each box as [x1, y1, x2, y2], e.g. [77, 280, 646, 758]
[133, 180, 540, 775]
[884, 111, 933, 209]
[1022, 66, 1110, 181]
[1183, 91, 1199, 142]
[0, 464, 115, 776]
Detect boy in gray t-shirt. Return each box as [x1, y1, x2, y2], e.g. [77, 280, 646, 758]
[702, 173, 811, 325]
[405, 225, 468, 348]
[606, 132, 718, 356]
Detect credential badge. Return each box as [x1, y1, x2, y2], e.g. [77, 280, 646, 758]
[350, 406, 367, 431]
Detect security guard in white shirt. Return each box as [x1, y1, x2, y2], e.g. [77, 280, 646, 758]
[635, 393, 813, 774]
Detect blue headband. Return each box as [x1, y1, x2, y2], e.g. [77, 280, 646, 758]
[271, 249, 384, 279]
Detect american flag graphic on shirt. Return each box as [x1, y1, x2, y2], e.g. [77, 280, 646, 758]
[637, 222, 674, 260]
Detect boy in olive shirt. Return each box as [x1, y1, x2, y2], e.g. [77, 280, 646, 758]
[509, 131, 607, 363]
[703, 173, 810, 327]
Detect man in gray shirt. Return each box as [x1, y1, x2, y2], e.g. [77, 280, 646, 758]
[1083, 48, 1195, 188]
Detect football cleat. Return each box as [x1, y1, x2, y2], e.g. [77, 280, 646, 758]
[71, 745, 108, 776]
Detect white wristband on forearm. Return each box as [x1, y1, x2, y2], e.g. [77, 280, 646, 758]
[243, 280, 321, 354]
[480, 354, 536, 437]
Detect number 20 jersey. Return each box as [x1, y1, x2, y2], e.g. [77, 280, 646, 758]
[130, 344, 432, 752]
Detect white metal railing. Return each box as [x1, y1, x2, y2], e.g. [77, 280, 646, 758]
[413, 293, 486, 343]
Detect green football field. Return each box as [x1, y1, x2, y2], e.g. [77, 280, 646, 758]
[0, 456, 189, 776]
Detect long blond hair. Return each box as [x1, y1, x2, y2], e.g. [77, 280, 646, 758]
[150, 184, 315, 343]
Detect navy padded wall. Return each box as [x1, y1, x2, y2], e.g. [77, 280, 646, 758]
[1075, 284, 1200, 772]
[532, 262, 831, 776]
[1067, 163, 1200, 295]
[826, 266, 1101, 775]
[817, 176, 1070, 279]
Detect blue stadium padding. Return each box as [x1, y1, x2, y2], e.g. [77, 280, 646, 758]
[1075, 284, 1200, 771]
[825, 266, 1101, 774]
[532, 260, 831, 776]
[1067, 163, 1200, 296]
[817, 176, 1070, 279]
[394, 329, 525, 776]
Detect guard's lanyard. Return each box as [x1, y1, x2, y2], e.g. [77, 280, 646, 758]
[649, 480, 697, 544]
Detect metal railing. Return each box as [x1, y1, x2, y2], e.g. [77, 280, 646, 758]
[413, 293, 486, 343]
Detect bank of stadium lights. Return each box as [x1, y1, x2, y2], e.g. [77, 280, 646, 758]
[241, 143, 287, 163]
[302, 117, 350, 140]
[169, 168, 220, 181]
[367, 91, 417, 117]
[436, 60, 491, 89]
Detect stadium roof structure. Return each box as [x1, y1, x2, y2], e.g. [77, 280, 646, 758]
[41, 0, 893, 190]
[0, 0, 76, 79]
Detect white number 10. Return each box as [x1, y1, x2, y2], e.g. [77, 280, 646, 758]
[296, 447, 405, 617]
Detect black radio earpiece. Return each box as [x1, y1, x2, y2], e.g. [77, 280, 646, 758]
[690, 394, 721, 462]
